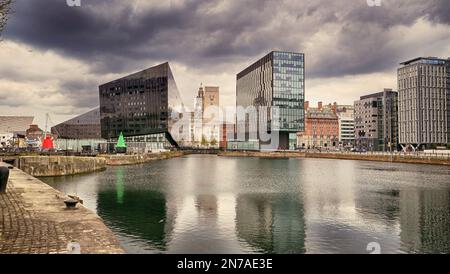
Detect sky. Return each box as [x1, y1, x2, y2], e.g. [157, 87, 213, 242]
[0, 0, 450, 128]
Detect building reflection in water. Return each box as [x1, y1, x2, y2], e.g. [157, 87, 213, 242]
[115, 168, 125, 204]
[235, 193, 306, 254]
[96, 167, 177, 253]
[43, 155, 450, 254]
[400, 189, 450, 254]
[164, 156, 244, 253]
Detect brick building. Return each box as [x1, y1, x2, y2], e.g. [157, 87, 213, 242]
[297, 102, 339, 149]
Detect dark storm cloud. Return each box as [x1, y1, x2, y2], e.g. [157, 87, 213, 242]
[59, 78, 99, 108]
[4, 0, 450, 78]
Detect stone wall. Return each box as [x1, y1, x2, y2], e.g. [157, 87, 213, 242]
[304, 152, 450, 166]
[219, 151, 450, 166]
[99, 151, 184, 166]
[0, 162, 124, 254]
[218, 151, 306, 158]
[18, 156, 106, 177]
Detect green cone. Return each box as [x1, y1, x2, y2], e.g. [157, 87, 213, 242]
[116, 132, 127, 148]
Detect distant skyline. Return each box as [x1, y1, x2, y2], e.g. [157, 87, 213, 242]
[0, 0, 449, 128]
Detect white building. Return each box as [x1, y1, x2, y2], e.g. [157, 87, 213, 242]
[0, 133, 14, 147]
[192, 85, 220, 147]
[338, 110, 355, 147]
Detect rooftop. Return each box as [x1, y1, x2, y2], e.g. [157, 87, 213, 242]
[400, 57, 449, 66]
[0, 116, 34, 133]
[306, 108, 338, 120]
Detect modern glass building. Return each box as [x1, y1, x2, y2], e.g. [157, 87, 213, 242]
[51, 108, 101, 139]
[99, 62, 185, 151]
[236, 51, 305, 150]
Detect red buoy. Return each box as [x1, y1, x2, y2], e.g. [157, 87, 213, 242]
[42, 135, 54, 149]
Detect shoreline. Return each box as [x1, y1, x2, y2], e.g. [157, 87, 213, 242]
[218, 151, 450, 166]
[0, 162, 125, 254]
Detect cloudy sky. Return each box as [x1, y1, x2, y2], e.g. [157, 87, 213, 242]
[1, 0, 450, 128]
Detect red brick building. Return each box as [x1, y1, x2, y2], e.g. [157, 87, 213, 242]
[297, 102, 339, 149]
[220, 123, 235, 150]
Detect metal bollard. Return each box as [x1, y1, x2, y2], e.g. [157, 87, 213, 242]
[0, 166, 10, 194]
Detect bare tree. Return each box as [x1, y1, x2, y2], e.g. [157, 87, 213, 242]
[0, 0, 13, 37]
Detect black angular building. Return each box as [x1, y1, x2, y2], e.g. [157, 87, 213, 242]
[99, 62, 185, 149]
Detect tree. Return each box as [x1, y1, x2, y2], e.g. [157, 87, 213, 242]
[0, 0, 13, 37]
[210, 138, 217, 147]
[201, 135, 208, 147]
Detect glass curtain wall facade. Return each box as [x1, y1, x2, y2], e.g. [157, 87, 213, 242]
[236, 51, 305, 150]
[51, 108, 102, 139]
[99, 62, 185, 150]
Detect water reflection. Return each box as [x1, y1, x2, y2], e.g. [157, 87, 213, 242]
[235, 193, 306, 254]
[42, 156, 450, 254]
[116, 168, 125, 204]
[399, 189, 450, 254]
[97, 188, 169, 251]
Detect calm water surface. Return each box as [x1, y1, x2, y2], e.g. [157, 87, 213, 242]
[41, 155, 450, 254]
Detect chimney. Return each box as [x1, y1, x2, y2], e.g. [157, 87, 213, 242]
[304, 101, 310, 110]
[318, 102, 323, 110]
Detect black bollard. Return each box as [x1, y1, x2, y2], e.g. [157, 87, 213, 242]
[0, 166, 10, 194]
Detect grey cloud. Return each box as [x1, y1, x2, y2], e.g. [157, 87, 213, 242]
[3, 0, 450, 79]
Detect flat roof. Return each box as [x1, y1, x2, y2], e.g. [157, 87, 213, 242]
[400, 57, 448, 66]
[237, 51, 304, 80]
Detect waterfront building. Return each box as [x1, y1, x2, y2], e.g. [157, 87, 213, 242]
[25, 125, 45, 148]
[52, 108, 101, 139]
[236, 51, 305, 150]
[51, 108, 106, 152]
[354, 89, 399, 152]
[297, 102, 339, 149]
[219, 123, 235, 150]
[337, 107, 355, 148]
[0, 116, 34, 148]
[99, 62, 186, 152]
[398, 57, 450, 150]
[192, 85, 220, 147]
[0, 116, 34, 135]
[0, 133, 13, 148]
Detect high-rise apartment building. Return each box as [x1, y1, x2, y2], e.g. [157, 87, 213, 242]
[354, 89, 398, 151]
[236, 51, 305, 150]
[398, 57, 450, 150]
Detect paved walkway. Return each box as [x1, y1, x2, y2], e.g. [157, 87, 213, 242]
[0, 163, 124, 254]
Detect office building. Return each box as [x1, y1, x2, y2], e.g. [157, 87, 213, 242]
[398, 57, 450, 150]
[354, 89, 398, 151]
[51, 108, 106, 152]
[52, 108, 101, 139]
[337, 106, 355, 147]
[236, 51, 305, 150]
[99, 62, 186, 152]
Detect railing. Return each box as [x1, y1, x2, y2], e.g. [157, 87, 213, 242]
[303, 150, 450, 160]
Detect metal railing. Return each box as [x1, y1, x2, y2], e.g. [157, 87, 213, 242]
[302, 150, 450, 160]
